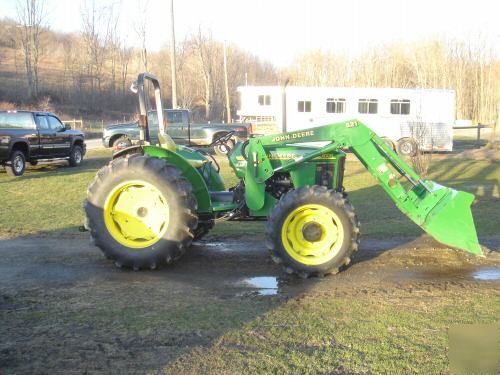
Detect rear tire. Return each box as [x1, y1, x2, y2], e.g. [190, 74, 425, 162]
[84, 154, 198, 270]
[266, 186, 360, 278]
[6, 150, 26, 176]
[69, 145, 84, 167]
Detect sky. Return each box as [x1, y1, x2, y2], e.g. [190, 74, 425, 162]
[1, 0, 499, 66]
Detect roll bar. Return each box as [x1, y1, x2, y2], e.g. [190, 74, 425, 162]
[131, 73, 166, 143]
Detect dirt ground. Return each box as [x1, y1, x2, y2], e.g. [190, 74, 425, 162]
[0, 231, 498, 374]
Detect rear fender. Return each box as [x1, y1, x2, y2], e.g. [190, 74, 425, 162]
[112, 145, 143, 159]
[9, 140, 30, 159]
[143, 145, 213, 213]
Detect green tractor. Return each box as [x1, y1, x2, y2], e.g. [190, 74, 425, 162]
[84, 73, 482, 277]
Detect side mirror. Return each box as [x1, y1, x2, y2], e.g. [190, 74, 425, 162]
[65, 123, 71, 130]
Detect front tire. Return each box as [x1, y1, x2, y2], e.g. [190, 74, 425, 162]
[6, 150, 26, 176]
[266, 186, 360, 278]
[84, 154, 198, 270]
[69, 145, 84, 167]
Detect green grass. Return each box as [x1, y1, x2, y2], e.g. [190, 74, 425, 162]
[0, 151, 498, 237]
[0, 148, 112, 234]
[6, 275, 497, 374]
[161, 291, 498, 374]
[1, 151, 498, 374]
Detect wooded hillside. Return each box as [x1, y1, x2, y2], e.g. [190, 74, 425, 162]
[1, 10, 498, 124]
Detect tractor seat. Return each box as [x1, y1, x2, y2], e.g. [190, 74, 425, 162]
[157, 132, 207, 169]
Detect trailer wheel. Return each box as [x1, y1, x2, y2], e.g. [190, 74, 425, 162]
[381, 137, 396, 151]
[85, 154, 198, 270]
[397, 138, 418, 157]
[266, 186, 360, 278]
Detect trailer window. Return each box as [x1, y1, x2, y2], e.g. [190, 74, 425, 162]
[390, 99, 410, 115]
[326, 98, 346, 113]
[298, 101, 311, 112]
[258, 95, 271, 106]
[358, 99, 378, 114]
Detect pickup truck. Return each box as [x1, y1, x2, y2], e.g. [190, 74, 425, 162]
[102, 109, 251, 155]
[0, 110, 86, 176]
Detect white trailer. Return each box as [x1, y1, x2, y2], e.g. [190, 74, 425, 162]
[236, 86, 455, 153]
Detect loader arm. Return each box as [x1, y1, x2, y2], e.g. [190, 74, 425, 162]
[245, 119, 482, 255]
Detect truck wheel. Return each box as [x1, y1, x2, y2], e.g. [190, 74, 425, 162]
[397, 138, 418, 157]
[84, 154, 198, 270]
[6, 150, 26, 176]
[69, 145, 84, 167]
[214, 139, 234, 156]
[113, 136, 132, 150]
[266, 186, 360, 278]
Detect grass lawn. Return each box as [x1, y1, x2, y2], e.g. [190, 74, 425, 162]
[1, 149, 498, 374]
[161, 291, 498, 374]
[0, 149, 498, 238]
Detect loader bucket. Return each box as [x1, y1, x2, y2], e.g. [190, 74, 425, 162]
[419, 183, 482, 256]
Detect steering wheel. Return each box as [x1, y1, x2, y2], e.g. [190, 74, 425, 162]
[209, 131, 235, 149]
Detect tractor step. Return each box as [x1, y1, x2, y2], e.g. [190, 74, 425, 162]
[210, 191, 239, 212]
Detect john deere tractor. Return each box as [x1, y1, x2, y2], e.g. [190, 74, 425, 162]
[84, 73, 482, 277]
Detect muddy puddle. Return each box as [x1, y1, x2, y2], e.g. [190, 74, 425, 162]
[193, 241, 257, 253]
[240, 276, 279, 295]
[399, 267, 500, 282]
[472, 268, 500, 281]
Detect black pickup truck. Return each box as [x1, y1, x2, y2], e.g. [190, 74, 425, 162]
[0, 110, 86, 176]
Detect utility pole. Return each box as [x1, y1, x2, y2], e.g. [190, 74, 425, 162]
[169, 0, 177, 108]
[223, 40, 231, 123]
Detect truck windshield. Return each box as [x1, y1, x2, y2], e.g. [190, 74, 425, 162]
[0, 112, 34, 129]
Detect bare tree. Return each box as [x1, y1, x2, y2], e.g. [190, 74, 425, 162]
[16, 0, 46, 98]
[192, 28, 214, 120]
[118, 41, 133, 94]
[80, 0, 113, 106]
[134, 0, 149, 72]
[107, 4, 120, 93]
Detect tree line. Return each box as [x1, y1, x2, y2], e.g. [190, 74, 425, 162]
[0, 0, 498, 124]
[286, 38, 499, 124]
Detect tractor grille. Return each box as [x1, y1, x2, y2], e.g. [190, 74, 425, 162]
[315, 163, 334, 189]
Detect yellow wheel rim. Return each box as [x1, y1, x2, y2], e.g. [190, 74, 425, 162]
[281, 204, 344, 266]
[103, 180, 169, 249]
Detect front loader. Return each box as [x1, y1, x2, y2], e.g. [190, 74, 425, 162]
[84, 73, 482, 277]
